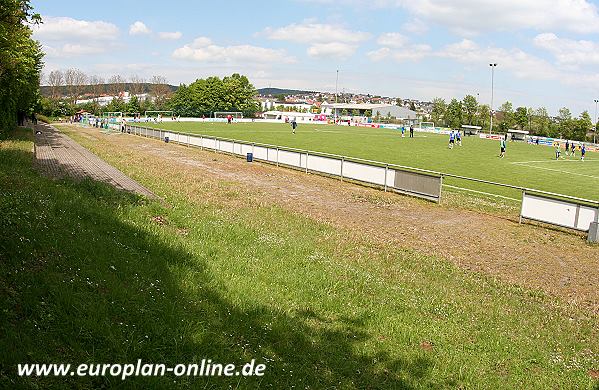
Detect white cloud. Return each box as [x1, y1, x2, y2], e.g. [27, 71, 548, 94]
[262, 21, 370, 44]
[301, 0, 599, 34]
[438, 39, 558, 80]
[376, 32, 408, 48]
[400, 0, 599, 34]
[158, 31, 182, 40]
[32, 16, 119, 41]
[32, 16, 119, 58]
[62, 44, 106, 56]
[129, 21, 151, 35]
[191, 37, 212, 47]
[42, 43, 110, 58]
[172, 37, 294, 64]
[368, 44, 431, 62]
[533, 33, 599, 66]
[369, 32, 431, 62]
[394, 44, 432, 61]
[307, 42, 357, 59]
[402, 18, 428, 34]
[367, 47, 391, 61]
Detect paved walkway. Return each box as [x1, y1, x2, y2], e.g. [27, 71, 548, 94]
[33, 123, 156, 199]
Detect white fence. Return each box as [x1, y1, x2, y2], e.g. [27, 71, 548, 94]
[521, 192, 599, 232]
[125, 125, 442, 202]
[122, 125, 599, 238]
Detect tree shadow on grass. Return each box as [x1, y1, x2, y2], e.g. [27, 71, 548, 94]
[0, 138, 445, 389]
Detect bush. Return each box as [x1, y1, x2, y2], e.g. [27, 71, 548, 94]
[35, 114, 50, 124]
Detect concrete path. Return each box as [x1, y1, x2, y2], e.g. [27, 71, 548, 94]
[33, 123, 156, 199]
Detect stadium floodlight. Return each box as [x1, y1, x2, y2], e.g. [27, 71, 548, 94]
[594, 99, 598, 143]
[489, 63, 497, 134]
[335, 69, 339, 123]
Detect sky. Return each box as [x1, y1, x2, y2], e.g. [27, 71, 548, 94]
[31, 0, 599, 117]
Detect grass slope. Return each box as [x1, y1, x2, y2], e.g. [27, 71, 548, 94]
[140, 121, 599, 201]
[0, 127, 597, 388]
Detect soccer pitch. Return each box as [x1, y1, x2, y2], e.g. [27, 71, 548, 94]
[139, 121, 598, 202]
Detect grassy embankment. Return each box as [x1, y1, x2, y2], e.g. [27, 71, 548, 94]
[0, 127, 597, 388]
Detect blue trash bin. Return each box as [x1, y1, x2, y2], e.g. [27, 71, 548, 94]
[246, 152, 253, 162]
[164, 136, 169, 143]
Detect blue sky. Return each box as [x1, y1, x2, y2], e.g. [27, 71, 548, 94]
[32, 0, 599, 117]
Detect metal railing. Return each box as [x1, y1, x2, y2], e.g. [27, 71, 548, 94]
[125, 124, 442, 202]
[123, 124, 599, 209]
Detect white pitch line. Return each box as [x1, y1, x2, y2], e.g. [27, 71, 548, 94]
[442, 184, 520, 201]
[513, 163, 599, 179]
[512, 159, 598, 164]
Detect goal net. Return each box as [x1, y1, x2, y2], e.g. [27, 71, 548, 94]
[214, 111, 243, 119]
[144, 110, 173, 118]
[102, 111, 122, 118]
[419, 121, 435, 130]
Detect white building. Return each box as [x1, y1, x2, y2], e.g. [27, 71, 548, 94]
[75, 92, 150, 106]
[320, 103, 418, 121]
[259, 99, 313, 112]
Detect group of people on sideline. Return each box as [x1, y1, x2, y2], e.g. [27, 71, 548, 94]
[554, 140, 586, 160]
[499, 135, 587, 160]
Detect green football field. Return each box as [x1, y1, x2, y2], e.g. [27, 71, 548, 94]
[136, 121, 599, 202]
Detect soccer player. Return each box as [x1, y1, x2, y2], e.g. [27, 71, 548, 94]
[581, 144, 586, 161]
[499, 136, 506, 158]
[401, 126, 405, 137]
[448, 131, 455, 149]
[554, 142, 561, 160]
[565, 140, 570, 156]
[456, 130, 462, 146]
[291, 117, 297, 134]
[571, 143, 576, 158]
[409, 124, 414, 138]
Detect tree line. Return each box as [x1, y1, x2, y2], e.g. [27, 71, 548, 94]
[429, 95, 596, 142]
[40, 72, 260, 119]
[169, 74, 259, 117]
[40, 70, 172, 118]
[0, 0, 44, 132]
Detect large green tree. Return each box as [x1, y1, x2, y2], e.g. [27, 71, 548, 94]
[462, 94, 478, 125]
[514, 106, 529, 130]
[530, 107, 550, 136]
[445, 98, 463, 129]
[497, 101, 514, 132]
[572, 111, 593, 141]
[0, 0, 44, 131]
[169, 74, 259, 117]
[430, 97, 447, 126]
[476, 104, 490, 130]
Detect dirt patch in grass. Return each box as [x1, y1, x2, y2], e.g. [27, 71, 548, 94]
[62, 125, 599, 314]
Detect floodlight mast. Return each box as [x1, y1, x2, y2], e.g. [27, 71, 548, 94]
[335, 69, 339, 123]
[594, 99, 598, 143]
[489, 63, 497, 135]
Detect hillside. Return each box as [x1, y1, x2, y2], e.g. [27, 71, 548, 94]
[257, 87, 315, 96]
